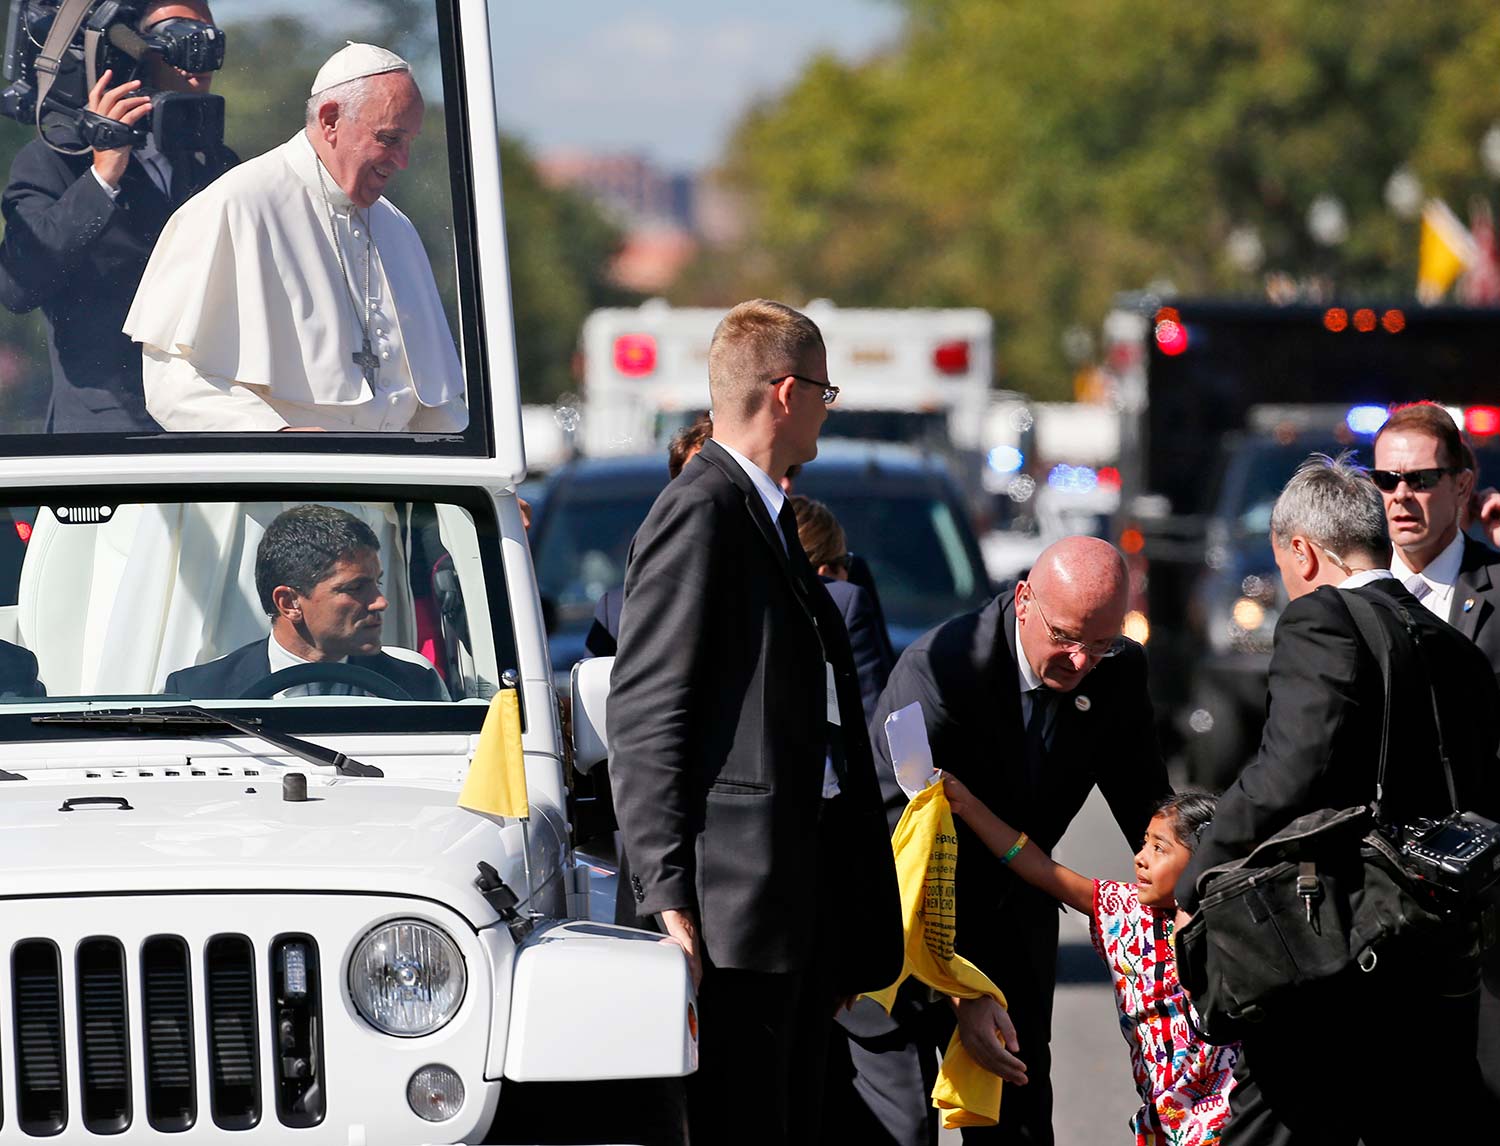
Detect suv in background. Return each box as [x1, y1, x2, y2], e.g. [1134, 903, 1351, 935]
[531, 441, 996, 689]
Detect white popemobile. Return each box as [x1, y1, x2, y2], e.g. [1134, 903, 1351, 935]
[0, 2, 692, 1144]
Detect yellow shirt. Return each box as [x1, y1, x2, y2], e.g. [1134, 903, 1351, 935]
[865, 778, 1009, 1129]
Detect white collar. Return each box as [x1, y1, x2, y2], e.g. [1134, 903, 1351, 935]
[1014, 613, 1042, 694]
[1390, 529, 1465, 590]
[714, 439, 786, 523]
[1339, 568, 1396, 590]
[289, 129, 355, 211]
[267, 632, 347, 670]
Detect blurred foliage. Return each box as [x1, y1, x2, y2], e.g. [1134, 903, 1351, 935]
[688, 0, 1500, 399]
[0, 0, 619, 426]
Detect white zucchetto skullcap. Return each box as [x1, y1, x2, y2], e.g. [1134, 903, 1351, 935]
[310, 42, 410, 97]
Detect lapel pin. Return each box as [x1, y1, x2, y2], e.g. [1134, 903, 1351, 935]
[1074, 695, 1091, 712]
[1464, 598, 1476, 613]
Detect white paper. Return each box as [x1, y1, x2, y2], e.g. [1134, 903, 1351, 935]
[885, 701, 939, 799]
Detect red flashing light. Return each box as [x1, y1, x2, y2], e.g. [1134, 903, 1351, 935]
[1154, 319, 1188, 356]
[14, 520, 30, 543]
[1153, 307, 1181, 325]
[613, 333, 657, 377]
[933, 340, 970, 374]
[1120, 528, 1145, 555]
[1353, 308, 1377, 333]
[1381, 308, 1406, 333]
[1097, 466, 1122, 491]
[1323, 308, 1348, 333]
[1467, 406, 1500, 436]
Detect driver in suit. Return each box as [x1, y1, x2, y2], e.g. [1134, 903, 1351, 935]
[163, 503, 445, 699]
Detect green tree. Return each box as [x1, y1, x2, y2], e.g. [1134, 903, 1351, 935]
[693, 0, 1500, 399]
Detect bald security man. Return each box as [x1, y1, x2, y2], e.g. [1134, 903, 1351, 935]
[830, 537, 1172, 1146]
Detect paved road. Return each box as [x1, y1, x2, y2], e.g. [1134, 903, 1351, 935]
[941, 786, 1143, 1144]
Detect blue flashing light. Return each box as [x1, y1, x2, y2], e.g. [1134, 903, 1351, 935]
[1345, 405, 1389, 436]
[988, 445, 1024, 474]
[1047, 463, 1098, 493]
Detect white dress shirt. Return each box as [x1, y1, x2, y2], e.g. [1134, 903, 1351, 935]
[266, 633, 350, 697]
[1015, 614, 1043, 721]
[1390, 531, 1464, 623]
[1339, 568, 1396, 590]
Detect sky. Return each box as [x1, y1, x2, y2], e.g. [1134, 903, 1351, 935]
[488, 1, 904, 171]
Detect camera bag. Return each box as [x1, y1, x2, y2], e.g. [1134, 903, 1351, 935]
[1175, 588, 1500, 1044]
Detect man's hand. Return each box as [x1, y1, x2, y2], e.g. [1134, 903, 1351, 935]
[954, 995, 1027, 1086]
[1473, 486, 1500, 549]
[659, 907, 703, 992]
[88, 70, 153, 189]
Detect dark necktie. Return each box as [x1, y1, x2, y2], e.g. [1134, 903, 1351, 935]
[776, 499, 805, 563]
[1023, 685, 1056, 789]
[168, 153, 193, 206]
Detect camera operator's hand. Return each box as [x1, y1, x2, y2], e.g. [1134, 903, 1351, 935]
[88, 69, 153, 190]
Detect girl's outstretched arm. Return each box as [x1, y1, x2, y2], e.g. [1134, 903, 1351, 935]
[943, 775, 1095, 914]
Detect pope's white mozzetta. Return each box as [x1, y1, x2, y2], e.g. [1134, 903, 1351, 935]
[125, 121, 467, 431]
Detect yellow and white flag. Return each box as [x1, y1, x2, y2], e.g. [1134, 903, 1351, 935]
[458, 689, 528, 821]
[1418, 199, 1478, 305]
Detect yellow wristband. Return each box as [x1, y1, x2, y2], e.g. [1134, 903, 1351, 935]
[1001, 832, 1029, 866]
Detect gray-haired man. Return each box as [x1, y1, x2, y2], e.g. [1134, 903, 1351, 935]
[1176, 453, 1500, 1145]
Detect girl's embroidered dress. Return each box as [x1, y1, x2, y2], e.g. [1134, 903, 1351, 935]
[1090, 880, 1238, 1145]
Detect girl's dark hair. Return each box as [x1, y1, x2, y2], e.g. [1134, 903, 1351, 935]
[1151, 790, 1218, 852]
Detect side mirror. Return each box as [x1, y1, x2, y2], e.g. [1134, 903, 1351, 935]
[570, 656, 613, 774]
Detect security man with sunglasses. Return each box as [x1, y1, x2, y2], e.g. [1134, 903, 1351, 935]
[830, 536, 1170, 1146]
[1372, 400, 1500, 1115]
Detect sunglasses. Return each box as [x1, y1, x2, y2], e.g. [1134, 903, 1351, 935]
[1369, 467, 1461, 493]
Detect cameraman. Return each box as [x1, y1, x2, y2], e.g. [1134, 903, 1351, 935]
[0, 0, 235, 432]
[1175, 453, 1499, 1144]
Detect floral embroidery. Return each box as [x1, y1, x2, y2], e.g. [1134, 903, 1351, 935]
[1090, 880, 1238, 1145]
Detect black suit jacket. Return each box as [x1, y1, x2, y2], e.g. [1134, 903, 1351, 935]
[164, 639, 447, 701]
[867, 588, 1170, 986]
[0, 639, 44, 698]
[608, 438, 901, 988]
[0, 138, 237, 431]
[821, 576, 893, 724]
[1178, 578, 1500, 912]
[1452, 535, 1500, 683]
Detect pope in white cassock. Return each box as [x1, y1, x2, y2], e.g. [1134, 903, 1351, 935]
[123, 42, 467, 432]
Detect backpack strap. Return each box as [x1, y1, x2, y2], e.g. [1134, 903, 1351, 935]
[1340, 587, 1460, 824]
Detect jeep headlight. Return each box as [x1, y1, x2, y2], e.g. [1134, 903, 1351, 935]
[349, 920, 466, 1037]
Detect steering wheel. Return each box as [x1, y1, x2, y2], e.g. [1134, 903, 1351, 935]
[236, 662, 414, 701]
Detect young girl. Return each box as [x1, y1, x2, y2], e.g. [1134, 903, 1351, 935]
[943, 777, 1236, 1146]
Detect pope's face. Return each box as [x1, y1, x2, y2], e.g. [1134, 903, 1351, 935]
[331, 72, 424, 209]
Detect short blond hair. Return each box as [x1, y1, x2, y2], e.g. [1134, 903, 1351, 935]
[707, 299, 824, 419]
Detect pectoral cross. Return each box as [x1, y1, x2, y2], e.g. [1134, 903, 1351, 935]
[353, 339, 379, 387]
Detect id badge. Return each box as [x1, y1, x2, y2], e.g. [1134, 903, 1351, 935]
[826, 661, 841, 726]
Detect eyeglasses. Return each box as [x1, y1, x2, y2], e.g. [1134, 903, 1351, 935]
[1025, 588, 1127, 659]
[1369, 467, 1461, 493]
[768, 373, 840, 406]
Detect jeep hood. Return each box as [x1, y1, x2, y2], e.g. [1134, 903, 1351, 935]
[0, 776, 544, 925]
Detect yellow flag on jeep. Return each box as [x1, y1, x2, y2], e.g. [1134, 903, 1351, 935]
[458, 689, 528, 820]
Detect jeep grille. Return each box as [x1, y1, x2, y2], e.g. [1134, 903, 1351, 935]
[3, 934, 324, 1136]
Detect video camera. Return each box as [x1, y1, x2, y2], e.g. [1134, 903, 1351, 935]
[0, 0, 225, 154]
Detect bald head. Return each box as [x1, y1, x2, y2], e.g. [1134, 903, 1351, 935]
[1015, 536, 1130, 692]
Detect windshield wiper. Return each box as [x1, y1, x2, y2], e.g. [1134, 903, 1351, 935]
[31, 705, 383, 778]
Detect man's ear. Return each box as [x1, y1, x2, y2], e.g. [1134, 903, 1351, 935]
[1289, 536, 1318, 582]
[316, 99, 340, 139]
[1013, 580, 1029, 619]
[270, 584, 302, 620]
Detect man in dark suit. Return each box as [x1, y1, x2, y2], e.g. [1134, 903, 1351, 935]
[164, 504, 445, 701]
[0, 0, 235, 432]
[1371, 402, 1500, 1116]
[838, 535, 1169, 1145]
[608, 299, 902, 1144]
[1177, 453, 1500, 1145]
[0, 639, 43, 698]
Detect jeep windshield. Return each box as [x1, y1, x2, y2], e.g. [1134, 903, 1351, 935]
[0, 484, 517, 734]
